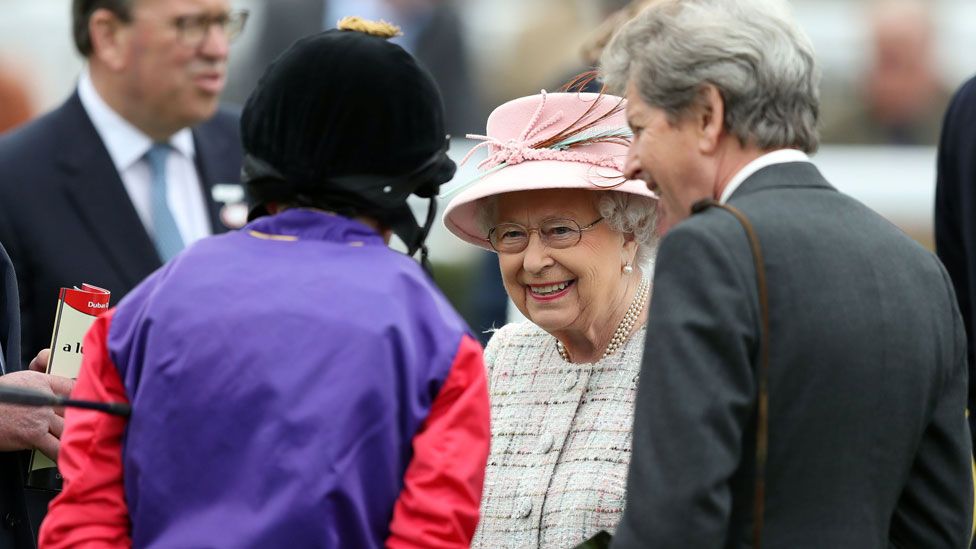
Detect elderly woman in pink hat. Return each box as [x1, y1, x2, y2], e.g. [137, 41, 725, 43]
[443, 91, 658, 548]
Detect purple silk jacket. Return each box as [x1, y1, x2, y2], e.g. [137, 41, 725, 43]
[42, 209, 490, 548]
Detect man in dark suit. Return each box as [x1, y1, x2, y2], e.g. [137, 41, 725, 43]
[601, 0, 973, 547]
[0, 242, 74, 548]
[0, 0, 247, 366]
[936, 75, 976, 455]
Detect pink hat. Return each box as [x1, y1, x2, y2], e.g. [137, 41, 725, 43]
[442, 91, 656, 250]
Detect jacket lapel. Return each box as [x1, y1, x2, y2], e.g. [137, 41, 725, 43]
[0, 242, 19, 374]
[55, 94, 161, 288]
[193, 119, 241, 235]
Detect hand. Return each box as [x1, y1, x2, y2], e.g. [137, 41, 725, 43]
[28, 348, 50, 373]
[0, 370, 74, 460]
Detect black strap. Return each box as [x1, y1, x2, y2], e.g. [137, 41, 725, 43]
[692, 198, 770, 549]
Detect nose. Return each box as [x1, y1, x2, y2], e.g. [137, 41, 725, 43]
[623, 140, 643, 181]
[521, 232, 554, 274]
[198, 23, 230, 59]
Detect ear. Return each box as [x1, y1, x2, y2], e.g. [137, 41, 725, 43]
[621, 232, 638, 265]
[88, 8, 132, 72]
[695, 84, 725, 155]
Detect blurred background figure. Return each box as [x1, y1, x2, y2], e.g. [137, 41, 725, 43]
[0, 0, 247, 368]
[226, 0, 478, 136]
[935, 73, 976, 470]
[578, 0, 652, 72]
[385, 0, 478, 135]
[0, 60, 34, 133]
[820, 0, 951, 145]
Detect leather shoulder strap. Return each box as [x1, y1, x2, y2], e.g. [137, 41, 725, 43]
[692, 198, 770, 549]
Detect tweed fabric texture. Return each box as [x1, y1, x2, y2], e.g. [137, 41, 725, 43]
[472, 320, 645, 549]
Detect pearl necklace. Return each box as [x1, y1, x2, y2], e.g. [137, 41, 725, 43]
[557, 276, 650, 362]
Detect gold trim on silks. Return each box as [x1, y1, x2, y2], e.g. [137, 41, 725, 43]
[969, 408, 975, 542]
[970, 453, 975, 542]
[248, 230, 299, 242]
[246, 231, 367, 247]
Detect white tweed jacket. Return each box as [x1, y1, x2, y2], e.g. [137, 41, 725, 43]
[472, 320, 645, 549]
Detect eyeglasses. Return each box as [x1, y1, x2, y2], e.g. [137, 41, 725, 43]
[170, 9, 249, 47]
[487, 217, 604, 254]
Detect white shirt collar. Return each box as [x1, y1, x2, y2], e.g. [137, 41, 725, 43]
[719, 149, 810, 204]
[77, 68, 195, 169]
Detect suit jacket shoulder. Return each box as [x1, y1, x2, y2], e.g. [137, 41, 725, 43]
[0, 95, 85, 170]
[0, 242, 19, 371]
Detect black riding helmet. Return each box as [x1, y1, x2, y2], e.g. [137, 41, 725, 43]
[240, 19, 456, 270]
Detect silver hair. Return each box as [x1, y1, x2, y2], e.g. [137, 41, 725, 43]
[597, 191, 657, 271]
[600, 0, 821, 153]
[475, 190, 658, 271]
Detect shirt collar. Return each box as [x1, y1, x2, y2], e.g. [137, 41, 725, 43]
[719, 149, 810, 204]
[78, 68, 196, 170]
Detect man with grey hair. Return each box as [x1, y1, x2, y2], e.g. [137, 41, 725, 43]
[601, 0, 973, 547]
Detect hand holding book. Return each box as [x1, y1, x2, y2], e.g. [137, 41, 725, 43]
[28, 348, 50, 373]
[27, 283, 110, 490]
[0, 369, 73, 459]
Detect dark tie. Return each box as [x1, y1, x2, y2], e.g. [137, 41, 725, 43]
[144, 144, 185, 262]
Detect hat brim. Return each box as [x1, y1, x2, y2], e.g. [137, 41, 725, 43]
[442, 159, 657, 250]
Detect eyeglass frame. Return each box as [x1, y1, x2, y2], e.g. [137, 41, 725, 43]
[170, 9, 249, 47]
[118, 8, 250, 47]
[486, 216, 605, 254]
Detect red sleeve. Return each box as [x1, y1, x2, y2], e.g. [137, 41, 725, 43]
[386, 334, 491, 549]
[39, 309, 132, 549]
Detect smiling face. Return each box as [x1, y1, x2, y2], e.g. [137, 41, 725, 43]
[494, 188, 636, 338]
[623, 81, 713, 235]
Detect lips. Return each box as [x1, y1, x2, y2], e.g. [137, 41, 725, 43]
[194, 71, 225, 94]
[527, 279, 575, 302]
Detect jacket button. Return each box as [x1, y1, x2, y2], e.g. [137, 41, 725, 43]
[3, 513, 19, 528]
[536, 433, 555, 454]
[512, 499, 533, 519]
[562, 373, 577, 391]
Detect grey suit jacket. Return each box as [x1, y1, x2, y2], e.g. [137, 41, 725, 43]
[614, 162, 973, 548]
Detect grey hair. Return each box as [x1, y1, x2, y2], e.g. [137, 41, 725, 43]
[597, 191, 657, 271]
[600, 0, 821, 153]
[475, 190, 658, 271]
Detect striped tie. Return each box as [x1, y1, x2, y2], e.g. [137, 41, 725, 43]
[144, 143, 185, 262]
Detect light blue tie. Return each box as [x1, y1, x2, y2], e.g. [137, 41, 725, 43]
[144, 144, 185, 262]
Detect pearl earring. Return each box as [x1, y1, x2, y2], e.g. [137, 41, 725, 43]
[623, 262, 634, 275]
